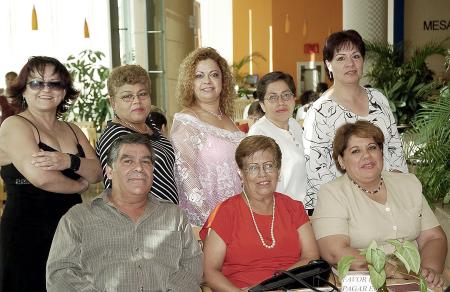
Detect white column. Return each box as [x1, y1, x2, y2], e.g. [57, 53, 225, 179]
[343, 0, 388, 42]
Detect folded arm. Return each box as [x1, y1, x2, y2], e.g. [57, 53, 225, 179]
[0, 117, 88, 194]
[30, 123, 102, 183]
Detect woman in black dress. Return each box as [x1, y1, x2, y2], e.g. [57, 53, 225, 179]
[0, 56, 102, 291]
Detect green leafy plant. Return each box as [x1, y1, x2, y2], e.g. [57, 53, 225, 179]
[365, 38, 448, 125]
[231, 52, 266, 98]
[403, 82, 450, 205]
[337, 240, 427, 292]
[65, 50, 111, 131]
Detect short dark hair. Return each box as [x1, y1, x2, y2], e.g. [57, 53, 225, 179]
[10, 56, 79, 118]
[149, 111, 167, 131]
[332, 121, 384, 173]
[107, 133, 156, 167]
[247, 101, 264, 119]
[323, 30, 365, 81]
[5, 72, 17, 79]
[256, 71, 296, 103]
[235, 135, 282, 170]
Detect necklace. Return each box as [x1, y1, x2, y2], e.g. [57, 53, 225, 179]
[242, 189, 276, 249]
[115, 116, 149, 134]
[198, 106, 223, 120]
[351, 177, 384, 195]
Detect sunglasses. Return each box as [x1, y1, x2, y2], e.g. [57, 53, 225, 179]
[27, 80, 65, 91]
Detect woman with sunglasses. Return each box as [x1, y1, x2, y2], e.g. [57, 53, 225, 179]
[248, 72, 308, 212]
[96, 64, 178, 204]
[0, 56, 102, 291]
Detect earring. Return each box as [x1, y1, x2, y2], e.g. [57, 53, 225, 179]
[328, 71, 333, 80]
[21, 97, 27, 109]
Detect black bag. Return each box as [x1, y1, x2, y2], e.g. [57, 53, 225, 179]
[249, 260, 339, 292]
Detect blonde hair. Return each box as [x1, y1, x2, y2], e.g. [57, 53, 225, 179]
[176, 47, 235, 117]
[107, 64, 150, 97]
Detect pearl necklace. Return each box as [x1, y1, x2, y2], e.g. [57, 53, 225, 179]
[351, 177, 384, 195]
[199, 106, 223, 120]
[242, 189, 276, 249]
[114, 116, 149, 134]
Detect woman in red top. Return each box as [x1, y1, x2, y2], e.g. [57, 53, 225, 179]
[200, 135, 319, 291]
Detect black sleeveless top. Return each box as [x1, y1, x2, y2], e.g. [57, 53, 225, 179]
[0, 115, 86, 192]
[0, 116, 85, 292]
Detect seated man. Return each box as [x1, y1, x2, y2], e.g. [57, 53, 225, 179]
[46, 133, 203, 292]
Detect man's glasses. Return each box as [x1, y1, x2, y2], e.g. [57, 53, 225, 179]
[244, 162, 277, 176]
[118, 92, 150, 103]
[27, 80, 65, 91]
[264, 92, 294, 103]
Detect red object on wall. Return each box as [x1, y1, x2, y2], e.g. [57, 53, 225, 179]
[304, 43, 319, 54]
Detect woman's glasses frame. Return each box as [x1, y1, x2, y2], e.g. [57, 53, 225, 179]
[244, 161, 277, 177]
[117, 91, 150, 103]
[264, 92, 294, 104]
[27, 80, 65, 91]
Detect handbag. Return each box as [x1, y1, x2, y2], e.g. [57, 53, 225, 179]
[249, 259, 340, 292]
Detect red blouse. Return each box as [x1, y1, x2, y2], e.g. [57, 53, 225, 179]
[200, 192, 309, 288]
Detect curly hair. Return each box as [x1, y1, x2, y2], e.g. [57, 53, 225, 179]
[175, 47, 235, 117]
[107, 64, 150, 97]
[10, 56, 79, 118]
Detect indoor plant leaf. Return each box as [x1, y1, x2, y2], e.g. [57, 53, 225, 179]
[419, 276, 427, 292]
[395, 241, 421, 274]
[337, 255, 355, 280]
[367, 264, 386, 290]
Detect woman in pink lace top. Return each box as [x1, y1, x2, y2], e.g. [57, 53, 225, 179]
[171, 47, 245, 226]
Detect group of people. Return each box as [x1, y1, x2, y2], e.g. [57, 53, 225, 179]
[0, 29, 447, 291]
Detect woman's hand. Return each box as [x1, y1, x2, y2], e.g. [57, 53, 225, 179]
[78, 177, 89, 193]
[421, 267, 444, 288]
[31, 151, 70, 171]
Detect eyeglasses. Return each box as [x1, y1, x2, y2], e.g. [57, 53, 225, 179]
[244, 162, 277, 176]
[117, 92, 149, 103]
[264, 92, 294, 103]
[27, 80, 65, 91]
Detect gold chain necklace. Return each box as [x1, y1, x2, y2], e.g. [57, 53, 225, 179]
[198, 106, 223, 120]
[114, 116, 149, 134]
[242, 189, 276, 249]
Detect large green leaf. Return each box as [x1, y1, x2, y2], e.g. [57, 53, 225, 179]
[337, 255, 355, 280]
[393, 240, 421, 274]
[368, 264, 386, 289]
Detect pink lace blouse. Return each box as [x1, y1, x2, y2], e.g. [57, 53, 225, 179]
[171, 113, 245, 226]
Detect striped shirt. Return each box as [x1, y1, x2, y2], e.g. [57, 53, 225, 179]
[96, 120, 179, 204]
[46, 190, 203, 291]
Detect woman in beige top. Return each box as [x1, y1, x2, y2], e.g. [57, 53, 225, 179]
[311, 120, 447, 289]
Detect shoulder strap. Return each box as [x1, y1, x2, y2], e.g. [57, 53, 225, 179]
[16, 115, 41, 143]
[64, 122, 80, 143]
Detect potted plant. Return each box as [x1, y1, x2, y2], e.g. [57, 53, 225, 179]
[65, 50, 111, 131]
[402, 50, 450, 206]
[337, 240, 427, 292]
[231, 52, 266, 98]
[364, 38, 448, 125]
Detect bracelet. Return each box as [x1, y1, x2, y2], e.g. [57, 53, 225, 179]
[69, 154, 81, 172]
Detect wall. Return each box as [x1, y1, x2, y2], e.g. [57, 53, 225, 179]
[404, 0, 450, 80]
[233, 0, 272, 78]
[233, 0, 342, 89]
